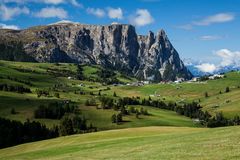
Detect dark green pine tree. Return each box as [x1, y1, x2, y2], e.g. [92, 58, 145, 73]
[59, 116, 74, 136]
[111, 114, 117, 123]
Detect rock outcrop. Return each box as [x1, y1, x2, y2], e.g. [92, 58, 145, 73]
[0, 22, 192, 81]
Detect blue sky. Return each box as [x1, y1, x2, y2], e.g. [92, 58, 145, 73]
[0, 0, 240, 72]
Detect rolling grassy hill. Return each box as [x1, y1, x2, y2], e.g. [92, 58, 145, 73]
[0, 60, 195, 129]
[0, 126, 239, 160]
[1, 60, 240, 159]
[1, 60, 240, 129]
[108, 72, 240, 118]
[81, 105, 197, 130]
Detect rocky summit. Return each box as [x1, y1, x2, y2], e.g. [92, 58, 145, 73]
[0, 21, 192, 81]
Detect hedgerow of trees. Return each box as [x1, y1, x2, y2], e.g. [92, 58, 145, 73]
[34, 102, 77, 119]
[36, 89, 49, 97]
[111, 113, 123, 124]
[76, 65, 85, 80]
[0, 84, 31, 93]
[76, 65, 121, 84]
[6, 76, 33, 86]
[0, 118, 58, 149]
[85, 98, 97, 106]
[59, 114, 96, 136]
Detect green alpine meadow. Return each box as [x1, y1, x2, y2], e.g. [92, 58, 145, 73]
[0, 0, 240, 159]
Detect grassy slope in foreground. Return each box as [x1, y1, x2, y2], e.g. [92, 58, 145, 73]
[0, 126, 240, 160]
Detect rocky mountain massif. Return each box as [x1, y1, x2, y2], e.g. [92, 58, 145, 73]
[0, 21, 192, 81]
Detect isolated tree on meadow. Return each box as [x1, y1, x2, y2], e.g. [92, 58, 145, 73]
[111, 114, 116, 123]
[148, 96, 152, 101]
[54, 93, 60, 98]
[204, 92, 208, 98]
[59, 116, 74, 136]
[10, 108, 16, 114]
[76, 65, 84, 80]
[116, 113, 122, 124]
[120, 106, 128, 115]
[225, 87, 230, 93]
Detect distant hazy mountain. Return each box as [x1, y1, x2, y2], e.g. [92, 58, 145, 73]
[0, 21, 192, 81]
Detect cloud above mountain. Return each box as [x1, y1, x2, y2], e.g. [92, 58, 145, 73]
[87, 8, 105, 18]
[0, 4, 29, 20]
[35, 7, 68, 19]
[107, 7, 123, 20]
[129, 9, 154, 27]
[86, 7, 124, 20]
[0, 23, 19, 29]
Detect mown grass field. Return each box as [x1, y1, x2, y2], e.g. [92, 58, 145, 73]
[0, 126, 239, 160]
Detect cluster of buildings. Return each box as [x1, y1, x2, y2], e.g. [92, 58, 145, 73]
[67, 73, 225, 87]
[208, 74, 225, 80]
[190, 74, 225, 82]
[126, 81, 150, 86]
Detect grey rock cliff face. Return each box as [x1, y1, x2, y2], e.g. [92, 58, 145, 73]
[0, 22, 192, 81]
[137, 29, 192, 81]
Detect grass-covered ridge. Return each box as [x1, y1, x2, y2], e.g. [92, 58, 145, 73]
[1, 60, 240, 159]
[0, 60, 194, 129]
[1, 60, 240, 130]
[109, 71, 240, 118]
[0, 126, 239, 160]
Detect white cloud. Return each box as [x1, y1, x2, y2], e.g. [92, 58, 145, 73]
[193, 13, 235, 26]
[178, 13, 235, 30]
[193, 49, 240, 73]
[0, 4, 29, 20]
[195, 63, 217, 73]
[41, 0, 83, 7]
[130, 9, 154, 27]
[87, 8, 105, 18]
[35, 7, 68, 19]
[200, 35, 222, 41]
[70, 0, 82, 7]
[41, 0, 64, 4]
[107, 7, 123, 19]
[1, 0, 83, 7]
[215, 49, 240, 67]
[0, 23, 19, 30]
